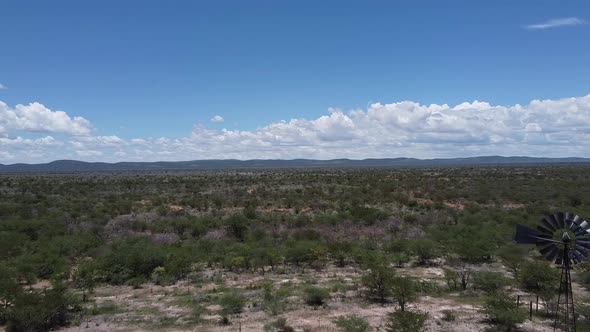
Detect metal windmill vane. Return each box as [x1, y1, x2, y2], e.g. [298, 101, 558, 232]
[515, 212, 590, 332]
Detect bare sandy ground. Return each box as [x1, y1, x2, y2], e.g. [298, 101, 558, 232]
[55, 264, 565, 332]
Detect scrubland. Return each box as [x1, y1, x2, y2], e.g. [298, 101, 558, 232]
[2, 166, 590, 331]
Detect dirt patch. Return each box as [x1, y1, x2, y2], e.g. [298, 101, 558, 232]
[56, 264, 567, 332]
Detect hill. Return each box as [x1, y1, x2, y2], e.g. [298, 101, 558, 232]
[1, 156, 589, 172]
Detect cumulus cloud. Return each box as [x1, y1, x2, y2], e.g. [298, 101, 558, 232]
[0, 101, 93, 136]
[525, 17, 586, 30]
[210, 115, 224, 123]
[0, 136, 63, 147]
[0, 151, 13, 160]
[76, 150, 103, 157]
[3, 94, 590, 163]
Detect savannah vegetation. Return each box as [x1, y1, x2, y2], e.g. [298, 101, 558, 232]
[1, 166, 590, 331]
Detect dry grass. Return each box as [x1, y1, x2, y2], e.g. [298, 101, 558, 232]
[57, 263, 573, 332]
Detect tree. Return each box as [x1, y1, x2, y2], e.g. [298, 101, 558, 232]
[226, 214, 249, 242]
[73, 261, 97, 302]
[0, 265, 21, 323]
[96, 238, 166, 285]
[390, 276, 417, 312]
[5, 281, 80, 332]
[497, 244, 527, 279]
[362, 260, 396, 303]
[386, 240, 411, 268]
[519, 260, 559, 312]
[446, 258, 472, 291]
[411, 239, 437, 265]
[448, 224, 495, 263]
[384, 311, 428, 332]
[443, 268, 460, 291]
[285, 241, 324, 273]
[329, 241, 353, 267]
[482, 292, 526, 331]
[266, 248, 283, 272]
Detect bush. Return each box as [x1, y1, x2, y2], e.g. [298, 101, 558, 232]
[262, 282, 286, 315]
[0, 265, 21, 324]
[576, 301, 590, 331]
[482, 292, 526, 331]
[441, 310, 456, 322]
[384, 310, 428, 332]
[362, 261, 396, 303]
[519, 260, 559, 306]
[303, 286, 329, 307]
[94, 238, 166, 285]
[473, 271, 509, 294]
[411, 239, 437, 265]
[333, 315, 372, 332]
[226, 214, 249, 242]
[390, 276, 417, 312]
[264, 317, 295, 332]
[219, 290, 246, 318]
[5, 283, 80, 332]
[443, 268, 460, 290]
[126, 276, 146, 289]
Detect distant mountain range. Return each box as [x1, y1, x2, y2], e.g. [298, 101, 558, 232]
[1, 156, 590, 172]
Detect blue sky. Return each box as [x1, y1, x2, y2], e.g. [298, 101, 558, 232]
[1, 1, 590, 162]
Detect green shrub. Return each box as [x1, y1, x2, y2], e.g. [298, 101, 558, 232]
[361, 260, 396, 303]
[262, 282, 286, 315]
[411, 239, 437, 265]
[219, 290, 246, 318]
[384, 310, 428, 332]
[126, 276, 146, 289]
[5, 283, 80, 332]
[303, 286, 329, 307]
[519, 260, 559, 306]
[226, 214, 249, 241]
[0, 265, 21, 324]
[94, 238, 166, 285]
[264, 317, 295, 332]
[333, 315, 372, 332]
[443, 268, 460, 290]
[390, 276, 417, 312]
[482, 292, 526, 331]
[441, 310, 455, 322]
[473, 271, 509, 294]
[576, 301, 590, 331]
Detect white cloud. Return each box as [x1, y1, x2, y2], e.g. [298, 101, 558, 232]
[0, 101, 93, 136]
[78, 135, 124, 146]
[131, 138, 147, 145]
[76, 149, 103, 157]
[525, 17, 586, 30]
[4, 93, 590, 163]
[0, 151, 13, 160]
[210, 115, 224, 123]
[0, 84, 6, 90]
[0, 136, 62, 147]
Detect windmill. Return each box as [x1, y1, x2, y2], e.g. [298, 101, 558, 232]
[515, 212, 590, 332]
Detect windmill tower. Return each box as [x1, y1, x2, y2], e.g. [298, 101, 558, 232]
[515, 212, 590, 332]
